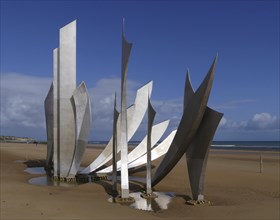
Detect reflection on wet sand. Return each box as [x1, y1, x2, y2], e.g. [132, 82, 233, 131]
[26, 165, 175, 211]
[24, 167, 45, 174]
[108, 192, 174, 212]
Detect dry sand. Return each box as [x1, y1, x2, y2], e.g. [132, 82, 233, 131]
[1, 142, 279, 219]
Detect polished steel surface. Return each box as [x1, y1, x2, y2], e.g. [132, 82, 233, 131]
[184, 72, 223, 200]
[127, 130, 176, 169]
[120, 21, 133, 198]
[146, 98, 156, 194]
[58, 20, 77, 177]
[68, 82, 92, 176]
[97, 120, 169, 173]
[152, 56, 218, 186]
[80, 81, 152, 174]
[112, 93, 119, 193]
[46, 21, 92, 178]
[44, 83, 54, 168]
[53, 48, 59, 176]
[186, 107, 223, 200]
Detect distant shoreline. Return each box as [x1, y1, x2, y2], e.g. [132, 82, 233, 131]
[2, 141, 279, 153]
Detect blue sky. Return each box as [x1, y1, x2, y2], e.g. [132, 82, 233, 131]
[1, 0, 279, 141]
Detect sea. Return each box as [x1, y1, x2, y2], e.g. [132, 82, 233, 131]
[88, 141, 280, 152]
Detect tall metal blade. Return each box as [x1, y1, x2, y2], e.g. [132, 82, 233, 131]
[146, 98, 156, 194]
[120, 19, 133, 198]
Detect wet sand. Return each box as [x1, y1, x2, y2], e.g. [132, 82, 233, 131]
[1, 143, 279, 219]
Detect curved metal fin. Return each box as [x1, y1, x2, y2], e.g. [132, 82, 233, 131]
[127, 130, 176, 169]
[97, 120, 169, 174]
[97, 120, 169, 173]
[68, 82, 92, 176]
[80, 82, 153, 174]
[184, 66, 223, 200]
[112, 93, 119, 192]
[120, 19, 133, 198]
[44, 83, 54, 167]
[146, 98, 156, 194]
[186, 107, 223, 200]
[152, 56, 218, 186]
[184, 69, 194, 108]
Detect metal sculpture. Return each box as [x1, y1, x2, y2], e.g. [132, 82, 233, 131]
[145, 98, 156, 196]
[97, 120, 169, 174]
[127, 130, 176, 169]
[68, 82, 92, 176]
[44, 20, 92, 179]
[58, 20, 77, 177]
[120, 19, 133, 199]
[53, 48, 59, 177]
[112, 93, 119, 194]
[44, 83, 54, 169]
[80, 81, 153, 174]
[152, 56, 217, 186]
[43, 20, 224, 205]
[184, 72, 223, 201]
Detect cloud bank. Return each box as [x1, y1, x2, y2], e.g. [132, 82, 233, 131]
[219, 113, 279, 130]
[1, 73, 279, 141]
[217, 113, 280, 140]
[1, 73, 51, 138]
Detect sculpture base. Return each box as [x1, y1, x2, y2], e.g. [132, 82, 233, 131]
[140, 192, 158, 199]
[53, 176, 77, 183]
[114, 196, 135, 204]
[186, 199, 212, 206]
[91, 175, 108, 182]
[52, 175, 107, 183]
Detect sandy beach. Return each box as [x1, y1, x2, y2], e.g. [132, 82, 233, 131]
[0, 142, 279, 219]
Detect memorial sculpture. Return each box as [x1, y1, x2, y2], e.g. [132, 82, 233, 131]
[44, 20, 92, 179]
[44, 19, 223, 204]
[80, 81, 154, 174]
[119, 21, 133, 200]
[111, 93, 119, 195]
[142, 98, 157, 198]
[151, 57, 224, 202]
[184, 72, 223, 202]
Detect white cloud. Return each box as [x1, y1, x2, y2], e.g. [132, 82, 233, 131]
[1, 73, 279, 141]
[0, 73, 182, 141]
[1, 73, 51, 132]
[247, 113, 279, 130]
[219, 113, 279, 131]
[219, 117, 227, 127]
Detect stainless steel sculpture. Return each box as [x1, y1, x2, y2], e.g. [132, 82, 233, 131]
[80, 81, 153, 174]
[184, 73, 223, 201]
[44, 83, 54, 169]
[58, 20, 77, 177]
[53, 48, 59, 177]
[145, 98, 156, 196]
[120, 20, 133, 199]
[186, 107, 222, 201]
[127, 130, 176, 169]
[97, 120, 169, 174]
[68, 82, 92, 176]
[44, 20, 224, 205]
[152, 56, 217, 186]
[44, 20, 92, 179]
[112, 93, 119, 194]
